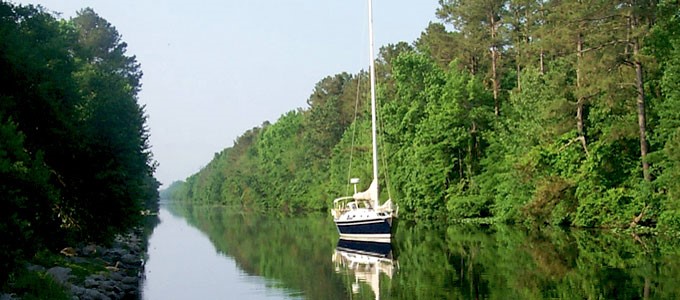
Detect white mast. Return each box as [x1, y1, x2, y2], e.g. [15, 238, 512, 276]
[367, 0, 379, 209]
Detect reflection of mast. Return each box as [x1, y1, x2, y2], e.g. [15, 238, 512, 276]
[332, 239, 397, 299]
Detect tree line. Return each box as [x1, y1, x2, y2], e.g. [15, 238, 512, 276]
[167, 0, 680, 230]
[0, 3, 158, 281]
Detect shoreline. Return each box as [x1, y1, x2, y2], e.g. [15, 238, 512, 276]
[2, 225, 153, 300]
[65, 228, 148, 299]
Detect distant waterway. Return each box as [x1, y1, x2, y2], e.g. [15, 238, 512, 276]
[142, 203, 680, 299]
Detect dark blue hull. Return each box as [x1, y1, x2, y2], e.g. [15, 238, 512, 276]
[335, 217, 392, 241]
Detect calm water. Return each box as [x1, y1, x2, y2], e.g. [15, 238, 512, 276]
[143, 204, 680, 299]
[141, 208, 302, 299]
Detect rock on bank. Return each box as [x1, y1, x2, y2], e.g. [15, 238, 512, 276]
[48, 228, 148, 300]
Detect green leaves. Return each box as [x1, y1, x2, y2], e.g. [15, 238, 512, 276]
[0, 119, 57, 281]
[168, 0, 680, 231]
[0, 2, 158, 281]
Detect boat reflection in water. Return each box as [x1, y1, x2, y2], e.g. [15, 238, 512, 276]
[332, 239, 397, 299]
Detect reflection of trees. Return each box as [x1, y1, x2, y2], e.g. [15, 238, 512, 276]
[524, 231, 574, 280]
[394, 224, 680, 299]
[167, 203, 680, 299]
[168, 204, 350, 300]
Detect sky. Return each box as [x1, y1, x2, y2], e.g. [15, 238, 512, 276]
[12, 0, 441, 187]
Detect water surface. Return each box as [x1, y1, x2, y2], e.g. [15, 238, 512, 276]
[143, 204, 680, 299]
[142, 207, 301, 299]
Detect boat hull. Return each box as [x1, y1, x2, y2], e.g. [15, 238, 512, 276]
[335, 217, 391, 242]
[336, 239, 392, 258]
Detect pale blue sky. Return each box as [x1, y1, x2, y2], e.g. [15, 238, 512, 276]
[13, 0, 440, 187]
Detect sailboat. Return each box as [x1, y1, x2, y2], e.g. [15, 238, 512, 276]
[330, 0, 397, 243]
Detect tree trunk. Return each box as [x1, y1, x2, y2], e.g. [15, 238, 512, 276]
[470, 122, 478, 175]
[517, 58, 521, 91]
[491, 49, 499, 116]
[644, 277, 651, 300]
[633, 24, 651, 181]
[470, 56, 477, 75]
[576, 31, 588, 154]
[540, 49, 545, 75]
[539, 2, 546, 75]
[516, 8, 523, 91]
[489, 13, 500, 116]
[458, 149, 464, 179]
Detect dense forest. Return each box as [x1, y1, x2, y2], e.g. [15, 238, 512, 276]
[167, 0, 680, 230]
[0, 3, 158, 281]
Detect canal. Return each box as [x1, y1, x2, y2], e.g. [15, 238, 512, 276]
[142, 204, 680, 299]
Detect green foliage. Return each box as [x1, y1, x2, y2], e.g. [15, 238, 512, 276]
[0, 2, 158, 284]
[6, 270, 70, 300]
[383, 52, 447, 219]
[259, 111, 318, 211]
[657, 127, 680, 231]
[166, 0, 680, 233]
[651, 8, 680, 231]
[0, 119, 58, 282]
[446, 194, 492, 219]
[30, 250, 107, 283]
[574, 186, 636, 228]
[329, 118, 374, 199]
[63, 8, 157, 239]
[522, 176, 576, 226]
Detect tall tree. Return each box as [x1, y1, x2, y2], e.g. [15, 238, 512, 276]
[545, 0, 624, 155]
[415, 23, 459, 68]
[67, 8, 155, 238]
[0, 2, 158, 280]
[437, 0, 507, 116]
[505, 0, 542, 90]
[304, 73, 355, 160]
[617, 0, 658, 182]
[0, 3, 80, 245]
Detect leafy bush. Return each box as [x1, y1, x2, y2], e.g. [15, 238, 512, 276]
[446, 195, 491, 219]
[522, 176, 576, 226]
[7, 270, 70, 300]
[658, 210, 680, 232]
[574, 187, 635, 228]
